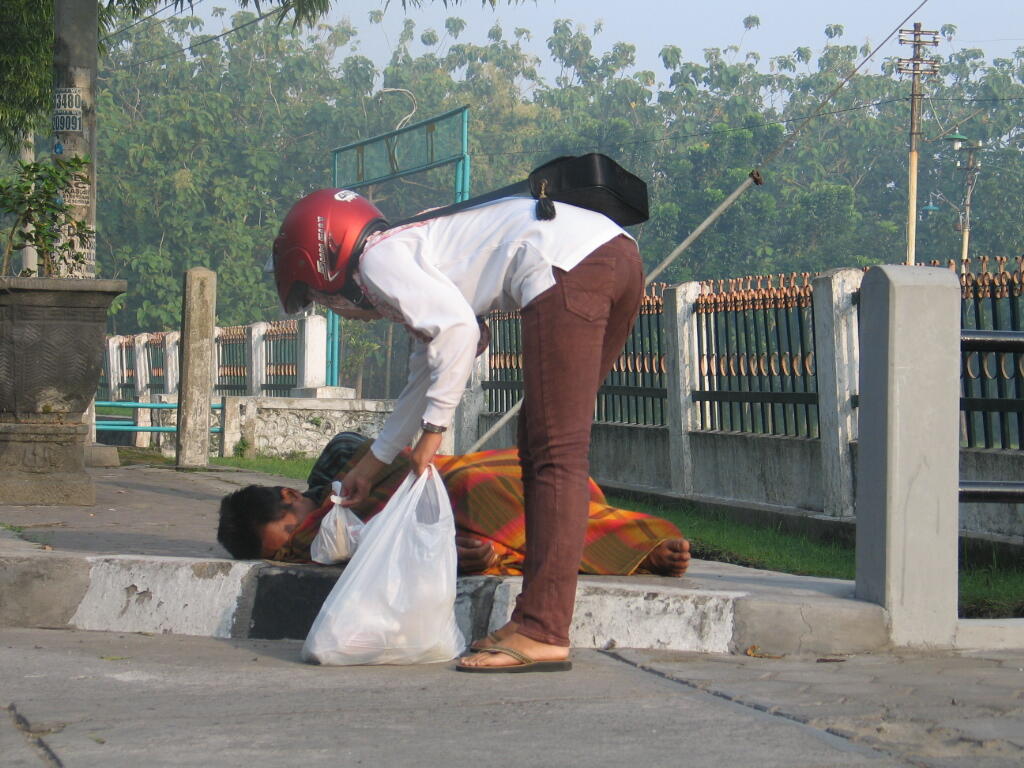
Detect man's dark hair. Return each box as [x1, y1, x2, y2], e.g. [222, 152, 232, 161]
[217, 485, 285, 559]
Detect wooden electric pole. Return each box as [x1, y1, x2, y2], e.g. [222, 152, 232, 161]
[897, 23, 939, 266]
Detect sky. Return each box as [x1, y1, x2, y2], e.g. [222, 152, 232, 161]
[190, 0, 1023, 81]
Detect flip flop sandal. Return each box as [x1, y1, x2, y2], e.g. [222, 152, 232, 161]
[455, 646, 572, 674]
[468, 631, 502, 652]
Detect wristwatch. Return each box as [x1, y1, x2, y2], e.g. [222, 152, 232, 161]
[421, 420, 447, 434]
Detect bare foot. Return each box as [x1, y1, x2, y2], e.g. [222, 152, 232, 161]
[470, 620, 519, 650]
[639, 538, 691, 576]
[458, 631, 569, 669]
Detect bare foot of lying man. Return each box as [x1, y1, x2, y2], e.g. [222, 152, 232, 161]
[639, 538, 692, 577]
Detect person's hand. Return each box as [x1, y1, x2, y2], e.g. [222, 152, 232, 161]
[409, 430, 443, 476]
[456, 536, 499, 574]
[340, 451, 387, 507]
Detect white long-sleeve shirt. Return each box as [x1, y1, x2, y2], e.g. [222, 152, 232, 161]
[357, 197, 630, 463]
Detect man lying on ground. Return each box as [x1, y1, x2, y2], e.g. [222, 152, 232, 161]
[217, 432, 691, 577]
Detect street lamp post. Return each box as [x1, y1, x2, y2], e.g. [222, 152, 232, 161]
[957, 141, 981, 267]
[943, 130, 982, 267]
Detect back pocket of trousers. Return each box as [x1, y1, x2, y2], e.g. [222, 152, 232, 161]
[558, 260, 613, 322]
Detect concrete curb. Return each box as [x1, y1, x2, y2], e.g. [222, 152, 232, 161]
[0, 534, 889, 656]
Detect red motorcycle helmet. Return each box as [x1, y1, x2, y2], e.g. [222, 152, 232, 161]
[272, 189, 388, 313]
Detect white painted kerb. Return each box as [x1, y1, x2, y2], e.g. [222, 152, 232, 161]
[486, 578, 747, 654]
[71, 556, 257, 638]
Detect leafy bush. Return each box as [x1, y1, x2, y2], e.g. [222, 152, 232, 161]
[0, 156, 94, 277]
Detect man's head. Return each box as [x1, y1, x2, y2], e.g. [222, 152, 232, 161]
[217, 485, 318, 559]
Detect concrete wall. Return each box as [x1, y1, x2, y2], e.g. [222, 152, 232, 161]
[480, 418, 1023, 541]
[689, 433, 822, 511]
[960, 449, 1024, 538]
[219, 396, 394, 458]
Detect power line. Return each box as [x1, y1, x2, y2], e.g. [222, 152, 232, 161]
[101, 0, 204, 44]
[126, 6, 285, 67]
[478, 98, 911, 159]
[926, 97, 1024, 103]
[474, 94, 1024, 160]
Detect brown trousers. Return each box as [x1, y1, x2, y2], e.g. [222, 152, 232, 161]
[510, 234, 644, 646]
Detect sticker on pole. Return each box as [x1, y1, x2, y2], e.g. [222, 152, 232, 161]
[64, 178, 91, 208]
[53, 88, 83, 133]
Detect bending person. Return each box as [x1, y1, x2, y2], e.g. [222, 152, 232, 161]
[272, 189, 652, 672]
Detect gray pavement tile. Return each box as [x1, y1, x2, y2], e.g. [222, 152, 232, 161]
[0, 706, 47, 768]
[613, 647, 1024, 767]
[941, 716, 1024, 747]
[1, 629, 907, 768]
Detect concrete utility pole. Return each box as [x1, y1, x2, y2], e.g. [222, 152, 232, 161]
[897, 23, 939, 266]
[957, 142, 982, 266]
[53, 0, 97, 276]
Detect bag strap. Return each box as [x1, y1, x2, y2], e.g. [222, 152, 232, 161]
[389, 179, 532, 228]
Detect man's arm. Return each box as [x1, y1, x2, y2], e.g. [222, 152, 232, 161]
[304, 432, 371, 503]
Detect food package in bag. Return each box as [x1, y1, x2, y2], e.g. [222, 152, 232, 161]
[310, 481, 365, 565]
[301, 466, 465, 665]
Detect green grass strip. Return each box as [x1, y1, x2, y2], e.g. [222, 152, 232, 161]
[607, 494, 855, 579]
[608, 493, 1023, 619]
[210, 455, 315, 481]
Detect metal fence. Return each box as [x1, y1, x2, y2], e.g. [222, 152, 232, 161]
[598, 284, 668, 425]
[483, 284, 670, 426]
[694, 273, 819, 438]
[115, 337, 136, 402]
[96, 257, 1022, 448]
[263, 320, 298, 396]
[957, 256, 1024, 450]
[97, 357, 110, 401]
[146, 333, 167, 395]
[216, 325, 248, 396]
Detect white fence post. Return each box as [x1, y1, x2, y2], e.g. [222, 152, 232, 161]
[211, 327, 222, 393]
[164, 331, 180, 394]
[247, 321, 268, 396]
[106, 335, 123, 401]
[296, 314, 327, 391]
[132, 333, 151, 448]
[854, 265, 960, 648]
[664, 282, 701, 495]
[812, 268, 862, 518]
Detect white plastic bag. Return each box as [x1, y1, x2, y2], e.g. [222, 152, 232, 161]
[310, 481, 365, 565]
[301, 466, 465, 665]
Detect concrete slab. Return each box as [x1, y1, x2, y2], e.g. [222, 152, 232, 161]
[0, 464, 892, 656]
[1, 703, 48, 767]
[615, 647, 1024, 767]
[0, 628, 911, 768]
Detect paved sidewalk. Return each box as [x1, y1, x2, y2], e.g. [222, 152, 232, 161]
[1, 464, 887, 655]
[2, 628, 1022, 767]
[2, 462, 1022, 766]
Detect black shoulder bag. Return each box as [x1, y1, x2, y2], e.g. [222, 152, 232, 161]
[389, 153, 649, 228]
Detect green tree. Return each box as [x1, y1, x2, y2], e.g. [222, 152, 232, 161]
[75, 13, 1024, 336]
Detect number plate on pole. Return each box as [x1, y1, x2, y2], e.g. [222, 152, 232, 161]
[53, 87, 83, 134]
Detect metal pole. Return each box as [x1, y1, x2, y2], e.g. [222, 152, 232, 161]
[646, 175, 758, 284]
